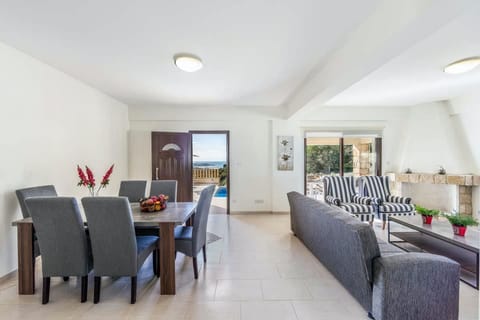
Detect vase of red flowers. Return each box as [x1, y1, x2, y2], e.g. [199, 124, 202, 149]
[77, 164, 114, 196]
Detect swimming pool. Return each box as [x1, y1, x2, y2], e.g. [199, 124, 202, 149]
[214, 186, 227, 198]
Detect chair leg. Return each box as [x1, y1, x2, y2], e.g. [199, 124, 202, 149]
[202, 245, 207, 263]
[152, 250, 157, 276]
[369, 220, 373, 227]
[382, 221, 386, 230]
[131, 276, 137, 304]
[42, 277, 50, 304]
[156, 249, 160, 277]
[63, 276, 69, 282]
[192, 257, 198, 279]
[94, 276, 101, 304]
[81, 275, 88, 303]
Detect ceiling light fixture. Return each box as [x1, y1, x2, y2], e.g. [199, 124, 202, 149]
[174, 54, 203, 72]
[443, 56, 480, 74]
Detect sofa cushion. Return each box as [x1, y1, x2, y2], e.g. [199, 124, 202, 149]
[340, 203, 372, 214]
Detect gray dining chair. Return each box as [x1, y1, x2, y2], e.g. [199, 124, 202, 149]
[25, 197, 91, 304]
[136, 180, 178, 236]
[119, 180, 147, 202]
[82, 197, 159, 304]
[16, 185, 58, 258]
[174, 185, 215, 279]
[149, 180, 177, 201]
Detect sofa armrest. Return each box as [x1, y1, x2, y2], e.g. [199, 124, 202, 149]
[325, 195, 340, 206]
[371, 197, 383, 205]
[372, 253, 459, 320]
[352, 195, 371, 205]
[386, 195, 411, 204]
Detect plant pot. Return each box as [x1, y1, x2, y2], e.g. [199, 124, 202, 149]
[422, 215, 433, 224]
[452, 225, 467, 236]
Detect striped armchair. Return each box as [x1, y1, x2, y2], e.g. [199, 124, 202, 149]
[359, 176, 415, 229]
[323, 176, 375, 223]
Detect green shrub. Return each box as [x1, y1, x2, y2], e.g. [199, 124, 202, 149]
[415, 205, 440, 216]
[443, 214, 479, 227]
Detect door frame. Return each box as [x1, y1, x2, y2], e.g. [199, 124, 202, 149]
[189, 130, 230, 215]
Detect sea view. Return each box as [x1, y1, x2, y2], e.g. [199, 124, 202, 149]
[193, 161, 226, 168]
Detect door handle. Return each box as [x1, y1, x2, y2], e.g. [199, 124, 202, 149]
[156, 167, 159, 180]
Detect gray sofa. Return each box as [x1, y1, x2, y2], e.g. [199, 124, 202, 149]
[287, 191, 460, 320]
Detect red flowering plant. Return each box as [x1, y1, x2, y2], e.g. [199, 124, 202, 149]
[77, 164, 114, 196]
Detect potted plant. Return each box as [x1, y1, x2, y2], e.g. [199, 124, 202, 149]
[415, 205, 440, 224]
[443, 214, 479, 236]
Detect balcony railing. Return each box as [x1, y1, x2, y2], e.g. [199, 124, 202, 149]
[193, 167, 220, 184]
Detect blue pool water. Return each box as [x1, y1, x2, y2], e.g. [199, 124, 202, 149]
[214, 186, 227, 198]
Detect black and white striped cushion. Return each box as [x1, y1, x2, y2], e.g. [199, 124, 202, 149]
[362, 176, 391, 200]
[325, 195, 340, 205]
[356, 213, 376, 222]
[325, 176, 355, 203]
[379, 203, 414, 213]
[386, 195, 411, 204]
[340, 203, 372, 214]
[352, 194, 370, 204]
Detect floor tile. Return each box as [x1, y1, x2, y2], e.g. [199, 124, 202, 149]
[261, 279, 311, 300]
[241, 301, 297, 320]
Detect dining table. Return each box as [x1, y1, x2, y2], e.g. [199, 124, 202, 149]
[11, 201, 197, 295]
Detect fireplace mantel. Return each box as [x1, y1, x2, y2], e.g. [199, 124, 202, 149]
[386, 172, 480, 186]
[386, 172, 479, 215]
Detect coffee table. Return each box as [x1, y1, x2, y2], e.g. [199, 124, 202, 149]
[388, 216, 479, 289]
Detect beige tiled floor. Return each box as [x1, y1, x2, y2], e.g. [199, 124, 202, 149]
[0, 214, 478, 319]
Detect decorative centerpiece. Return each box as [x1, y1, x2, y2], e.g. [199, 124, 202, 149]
[77, 164, 114, 196]
[415, 205, 440, 224]
[438, 166, 446, 175]
[443, 213, 478, 236]
[140, 194, 169, 212]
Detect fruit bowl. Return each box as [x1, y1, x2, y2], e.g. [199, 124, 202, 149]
[139, 194, 168, 212]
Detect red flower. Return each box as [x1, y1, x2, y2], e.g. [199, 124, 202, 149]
[101, 164, 114, 186]
[77, 165, 89, 186]
[85, 166, 95, 187]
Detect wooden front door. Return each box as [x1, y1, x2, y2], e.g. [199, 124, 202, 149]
[151, 132, 192, 202]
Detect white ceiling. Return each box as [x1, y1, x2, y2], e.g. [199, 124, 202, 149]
[0, 0, 379, 107]
[326, 11, 480, 107]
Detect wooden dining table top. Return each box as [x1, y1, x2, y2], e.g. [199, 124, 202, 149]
[12, 202, 197, 226]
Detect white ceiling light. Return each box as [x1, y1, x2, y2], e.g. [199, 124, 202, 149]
[174, 54, 203, 72]
[443, 57, 480, 74]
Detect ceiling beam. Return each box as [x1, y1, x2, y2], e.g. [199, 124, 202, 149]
[284, 0, 478, 119]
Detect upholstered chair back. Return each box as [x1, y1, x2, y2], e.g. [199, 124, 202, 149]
[25, 197, 90, 277]
[149, 180, 177, 201]
[16, 185, 57, 218]
[192, 185, 215, 254]
[119, 180, 147, 202]
[82, 197, 138, 276]
[324, 176, 356, 203]
[360, 176, 391, 200]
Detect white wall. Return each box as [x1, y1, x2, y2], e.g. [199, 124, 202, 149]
[398, 101, 476, 173]
[0, 42, 129, 277]
[449, 93, 480, 218]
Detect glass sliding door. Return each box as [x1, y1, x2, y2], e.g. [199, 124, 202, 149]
[305, 136, 341, 200]
[304, 132, 382, 200]
[343, 136, 376, 177]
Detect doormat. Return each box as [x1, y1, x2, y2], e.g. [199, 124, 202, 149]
[206, 232, 222, 244]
